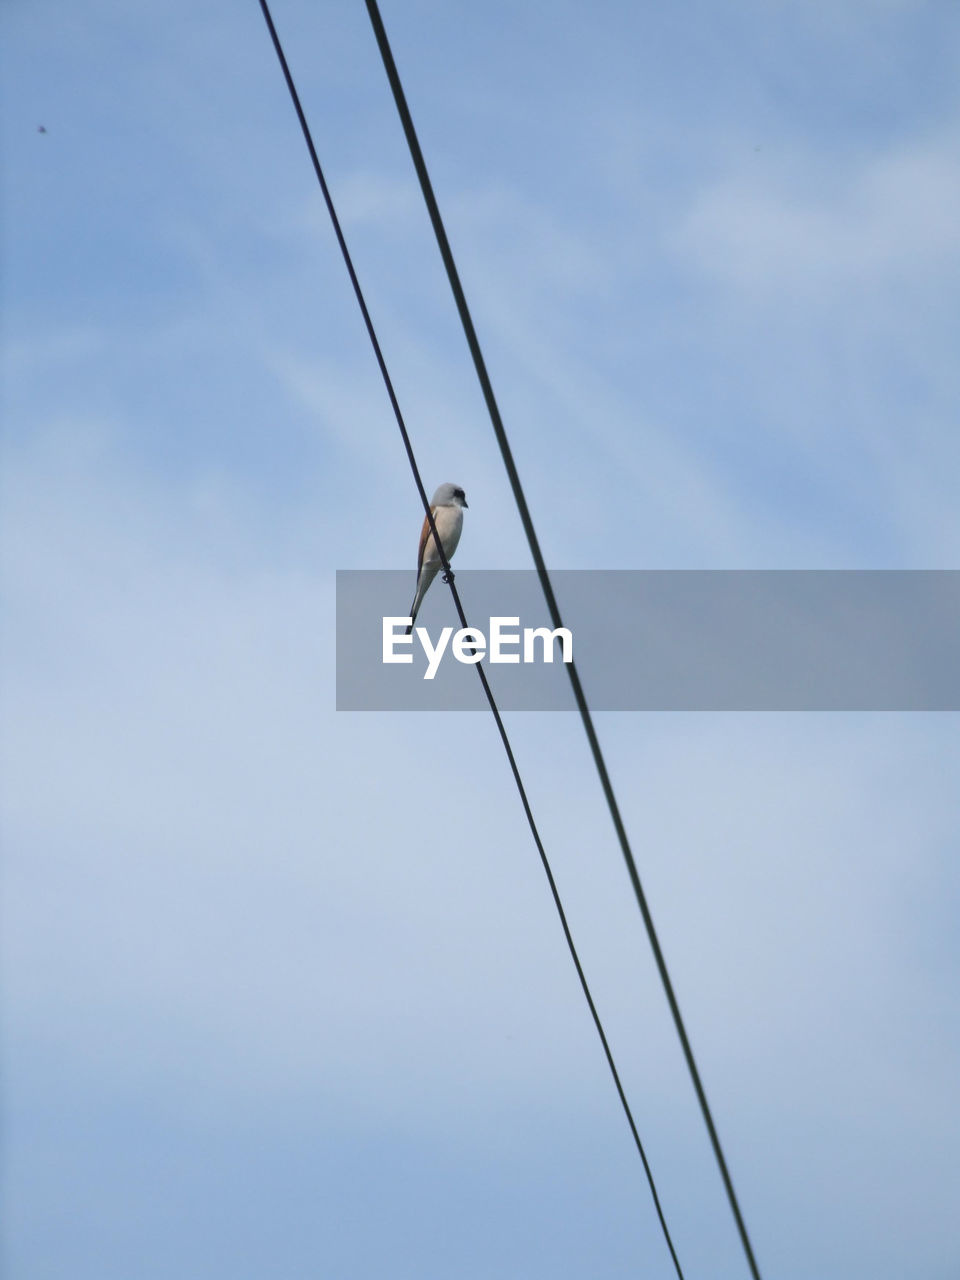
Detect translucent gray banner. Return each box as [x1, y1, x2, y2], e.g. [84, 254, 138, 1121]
[336, 570, 960, 711]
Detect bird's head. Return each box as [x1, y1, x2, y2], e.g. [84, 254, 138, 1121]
[432, 482, 468, 509]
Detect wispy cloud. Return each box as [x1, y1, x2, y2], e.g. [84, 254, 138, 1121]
[671, 127, 960, 297]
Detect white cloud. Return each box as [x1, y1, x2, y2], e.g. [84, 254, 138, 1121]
[671, 128, 960, 297]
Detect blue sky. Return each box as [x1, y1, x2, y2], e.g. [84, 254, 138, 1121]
[2, 1, 959, 1277]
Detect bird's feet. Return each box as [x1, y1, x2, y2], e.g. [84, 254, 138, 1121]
[441, 570, 455, 584]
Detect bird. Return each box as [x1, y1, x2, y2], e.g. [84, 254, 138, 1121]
[406, 482, 468, 632]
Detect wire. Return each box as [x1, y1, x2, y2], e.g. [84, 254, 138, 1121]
[256, 3, 685, 1276]
[361, 5, 764, 1279]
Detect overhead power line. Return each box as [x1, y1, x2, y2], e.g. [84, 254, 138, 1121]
[361, 4, 764, 1279]
[257, 2, 685, 1276]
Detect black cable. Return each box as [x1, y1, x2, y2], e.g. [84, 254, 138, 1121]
[257, 3, 685, 1276]
[361, 5, 764, 1279]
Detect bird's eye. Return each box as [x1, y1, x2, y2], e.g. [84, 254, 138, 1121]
[455, 488, 465, 499]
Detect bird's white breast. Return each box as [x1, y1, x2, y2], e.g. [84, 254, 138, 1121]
[429, 504, 463, 562]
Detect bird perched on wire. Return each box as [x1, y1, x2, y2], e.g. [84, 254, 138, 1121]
[406, 482, 468, 632]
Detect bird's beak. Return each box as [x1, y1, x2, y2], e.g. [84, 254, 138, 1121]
[462, 498, 469, 508]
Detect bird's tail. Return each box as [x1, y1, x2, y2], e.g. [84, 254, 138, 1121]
[406, 567, 437, 633]
[406, 590, 425, 635]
